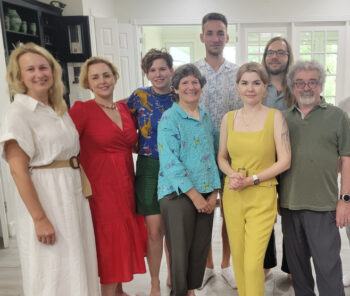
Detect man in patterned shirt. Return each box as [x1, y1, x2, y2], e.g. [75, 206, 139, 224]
[195, 12, 241, 290]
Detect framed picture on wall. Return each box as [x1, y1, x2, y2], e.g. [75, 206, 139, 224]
[60, 16, 91, 62]
[68, 24, 83, 54]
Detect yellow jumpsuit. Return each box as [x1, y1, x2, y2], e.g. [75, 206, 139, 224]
[223, 109, 277, 296]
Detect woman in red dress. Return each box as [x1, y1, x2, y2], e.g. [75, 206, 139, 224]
[69, 57, 146, 296]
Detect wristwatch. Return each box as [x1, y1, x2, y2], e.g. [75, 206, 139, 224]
[340, 194, 350, 203]
[252, 175, 260, 185]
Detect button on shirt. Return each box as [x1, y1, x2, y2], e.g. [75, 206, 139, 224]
[195, 59, 241, 138]
[157, 103, 221, 199]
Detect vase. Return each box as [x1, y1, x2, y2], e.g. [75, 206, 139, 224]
[8, 9, 22, 32]
[4, 15, 10, 30]
[20, 21, 27, 34]
[29, 22, 37, 35]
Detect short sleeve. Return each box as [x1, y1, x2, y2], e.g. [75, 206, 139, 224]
[127, 90, 138, 115]
[69, 101, 87, 137]
[337, 110, 350, 156]
[0, 110, 35, 160]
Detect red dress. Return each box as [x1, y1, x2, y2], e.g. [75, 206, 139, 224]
[69, 100, 146, 284]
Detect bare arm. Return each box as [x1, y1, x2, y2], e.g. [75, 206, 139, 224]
[217, 113, 245, 189]
[241, 110, 291, 188]
[218, 113, 245, 177]
[336, 156, 350, 228]
[185, 188, 211, 214]
[217, 113, 234, 177]
[5, 140, 55, 245]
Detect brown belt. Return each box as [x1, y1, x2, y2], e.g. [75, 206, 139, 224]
[30, 156, 92, 198]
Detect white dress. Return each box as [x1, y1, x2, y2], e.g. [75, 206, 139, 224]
[0, 94, 100, 296]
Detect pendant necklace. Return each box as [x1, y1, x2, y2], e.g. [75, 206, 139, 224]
[96, 100, 116, 110]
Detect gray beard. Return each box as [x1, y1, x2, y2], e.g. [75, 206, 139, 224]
[298, 95, 316, 106]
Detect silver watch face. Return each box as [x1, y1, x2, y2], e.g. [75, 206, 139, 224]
[342, 194, 350, 202]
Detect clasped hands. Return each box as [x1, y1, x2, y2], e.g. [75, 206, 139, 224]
[192, 192, 217, 214]
[228, 172, 251, 190]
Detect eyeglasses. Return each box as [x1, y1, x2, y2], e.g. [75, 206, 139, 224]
[266, 50, 289, 57]
[293, 80, 320, 89]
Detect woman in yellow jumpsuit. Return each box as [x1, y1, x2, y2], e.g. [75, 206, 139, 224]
[218, 62, 291, 296]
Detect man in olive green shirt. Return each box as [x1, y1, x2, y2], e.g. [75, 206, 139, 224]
[280, 60, 350, 296]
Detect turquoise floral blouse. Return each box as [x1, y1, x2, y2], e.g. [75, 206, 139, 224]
[157, 103, 221, 199]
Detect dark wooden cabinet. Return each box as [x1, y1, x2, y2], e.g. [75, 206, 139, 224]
[0, 0, 92, 107]
[0, 0, 61, 59]
[0, 0, 92, 61]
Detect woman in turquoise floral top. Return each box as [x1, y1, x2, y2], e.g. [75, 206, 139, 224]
[158, 64, 221, 296]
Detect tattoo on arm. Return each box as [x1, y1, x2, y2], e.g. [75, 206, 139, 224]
[281, 117, 291, 153]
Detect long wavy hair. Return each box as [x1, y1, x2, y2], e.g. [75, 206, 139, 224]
[6, 42, 67, 116]
[262, 36, 294, 107]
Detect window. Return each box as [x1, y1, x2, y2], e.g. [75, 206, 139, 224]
[167, 43, 192, 67]
[246, 30, 287, 62]
[297, 28, 342, 104]
[223, 46, 236, 64]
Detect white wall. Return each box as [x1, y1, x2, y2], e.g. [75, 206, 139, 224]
[38, 0, 117, 17]
[82, 0, 117, 17]
[114, 0, 350, 24]
[38, 0, 83, 16]
[143, 27, 162, 51]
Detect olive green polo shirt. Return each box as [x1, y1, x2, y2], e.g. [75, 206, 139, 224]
[279, 98, 350, 211]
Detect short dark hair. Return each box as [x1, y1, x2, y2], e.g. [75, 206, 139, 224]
[202, 12, 228, 29]
[141, 48, 173, 74]
[171, 64, 206, 101]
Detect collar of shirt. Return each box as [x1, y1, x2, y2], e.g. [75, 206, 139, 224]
[267, 83, 285, 100]
[290, 96, 328, 117]
[14, 93, 44, 112]
[197, 58, 236, 74]
[173, 102, 208, 121]
[147, 86, 175, 99]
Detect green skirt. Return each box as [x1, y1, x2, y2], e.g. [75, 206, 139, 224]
[135, 155, 160, 215]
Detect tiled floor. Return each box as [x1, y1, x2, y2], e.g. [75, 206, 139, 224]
[1, 209, 349, 296]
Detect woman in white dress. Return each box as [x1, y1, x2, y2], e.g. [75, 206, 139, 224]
[0, 43, 100, 296]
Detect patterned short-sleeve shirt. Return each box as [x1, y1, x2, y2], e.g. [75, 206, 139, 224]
[195, 59, 241, 137]
[127, 87, 175, 159]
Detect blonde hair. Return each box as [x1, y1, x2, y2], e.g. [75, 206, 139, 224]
[6, 42, 67, 116]
[236, 62, 269, 85]
[79, 56, 119, 90]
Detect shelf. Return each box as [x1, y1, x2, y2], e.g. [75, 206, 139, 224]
[6, 30, 39, 38]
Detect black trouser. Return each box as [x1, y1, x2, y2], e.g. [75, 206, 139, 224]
[160, 193, 214, 296]
[264, 229, 290, 273]
[264, 179, 290, 273]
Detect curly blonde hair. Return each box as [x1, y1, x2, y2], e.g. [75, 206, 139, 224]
[6, 42, 67, 116]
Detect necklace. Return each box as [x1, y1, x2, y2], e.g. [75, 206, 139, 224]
[95, 101, 116, 110]
[240, 109, 251, 127]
